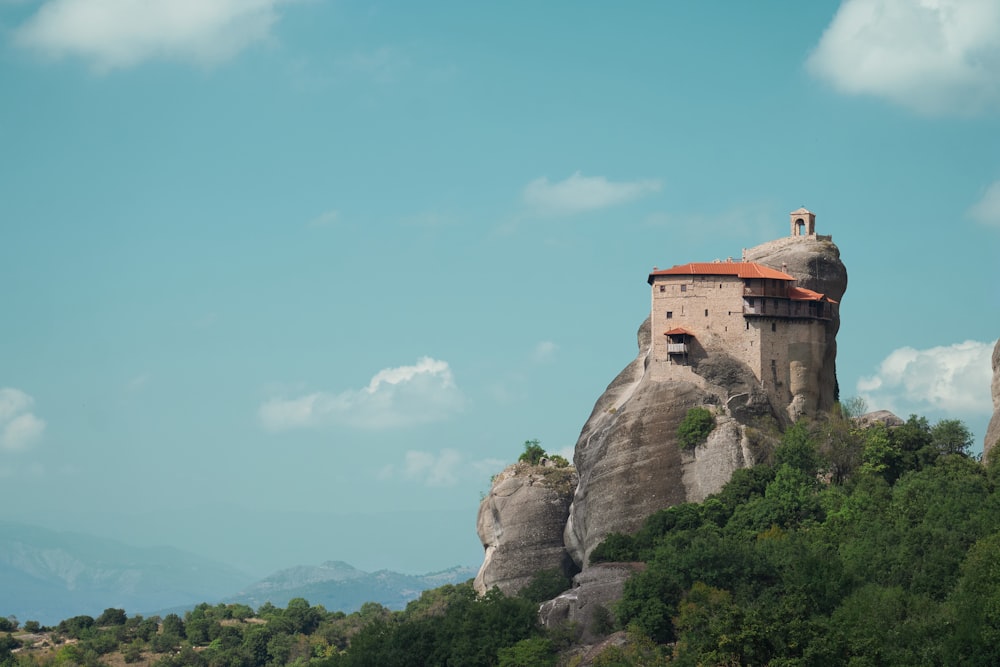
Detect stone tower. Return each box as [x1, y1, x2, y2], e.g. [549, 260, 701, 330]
[790, 207, 816, 237]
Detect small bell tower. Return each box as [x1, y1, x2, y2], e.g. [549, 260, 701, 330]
[790, 208, 816, 237]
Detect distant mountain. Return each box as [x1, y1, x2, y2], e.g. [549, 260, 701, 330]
[226, 561, 477, 612]
[0, 521, 255, 625]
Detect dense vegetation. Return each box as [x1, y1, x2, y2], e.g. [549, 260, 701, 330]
[0, 575, 575, 667]
[4, 413, 997, 666]
[591, 411, 994, 665]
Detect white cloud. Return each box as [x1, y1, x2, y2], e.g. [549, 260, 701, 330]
[307, 210, 339, 228]
[857, 340, 995, 415]
[969, 180, 1000, 226]
[0, 388, 45, 451]
[523, 172, 661, 216]
[13, 0, 287, 71]
[403, 449, 461, 487]
[807, 0, 1000, 115]
[259, 357, 464, 431]
[532, 341, 558, 363]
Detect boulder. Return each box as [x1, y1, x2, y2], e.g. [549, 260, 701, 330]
[538, 562, 645, 644]
[473, 461, 578, 596]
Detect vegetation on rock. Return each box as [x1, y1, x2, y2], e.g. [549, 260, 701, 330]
[676, 407, 716, 450]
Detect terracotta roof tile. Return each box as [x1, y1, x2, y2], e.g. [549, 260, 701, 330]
[664, 327, 695, 336]
[788, 286, 839, 304]
[648, 261, 793, 283]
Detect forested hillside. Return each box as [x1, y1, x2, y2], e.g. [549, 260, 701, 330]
[4, 410, 999, 666]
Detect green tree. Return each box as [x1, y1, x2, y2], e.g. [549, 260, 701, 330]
[518, 439, 545, 465]
[497, 636, 556, 666]
[931, 419, 974, 456]
[677, 407, 715, 450]
[96, 608, 127, 626]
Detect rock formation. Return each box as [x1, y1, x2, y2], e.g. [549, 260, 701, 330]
[985, 339, 1000, 457]
[473, 461, 578, 595]
[473, 225, 847, 601]
[538, 562, 645, 644]
[564, 232, 847, 568]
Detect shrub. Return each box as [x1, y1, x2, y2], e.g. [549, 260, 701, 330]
[677, 407, 716, 450]
[518, 439, 545, 465]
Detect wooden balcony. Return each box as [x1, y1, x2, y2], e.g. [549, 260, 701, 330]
[667, 343, 688, 354]
[743, 302, 832, 321]
[743, 287, 788, 298]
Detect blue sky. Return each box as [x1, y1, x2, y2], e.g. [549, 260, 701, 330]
[1, 0, 999, 578]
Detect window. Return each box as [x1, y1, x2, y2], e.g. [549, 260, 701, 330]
[659, 285, 665, 292]
[666, 311, 673, 319]
[681, 284, 687, 292]
[771, 322, 776, 332]
[719, 283, 723, 289]
[704, 309, 709, 317]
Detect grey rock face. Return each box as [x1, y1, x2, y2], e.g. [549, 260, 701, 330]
[985, 339, 1000, 456]
[858, 410, 904, 428]
[538, 562, 645, 644]
[473, 461, 578, 596]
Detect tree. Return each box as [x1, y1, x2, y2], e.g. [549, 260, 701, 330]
[677, 407, 716, 450]
[931, 419, 974, 456]
[518, 439, 545, 465]
[161, 613, 185, 639]
[96, 608, 127, 626]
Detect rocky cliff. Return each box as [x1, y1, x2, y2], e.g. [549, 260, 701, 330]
[985, 339, 1000, 456]
[473, 461, 578, 595]
[563, 234, 847, 567]
[474, 231, 847, 592]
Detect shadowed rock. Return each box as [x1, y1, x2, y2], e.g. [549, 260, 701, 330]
[985, 339, 1000, 457]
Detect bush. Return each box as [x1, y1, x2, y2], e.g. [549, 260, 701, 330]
[518, 439, 545, 465]
[677, 407, 716, 450]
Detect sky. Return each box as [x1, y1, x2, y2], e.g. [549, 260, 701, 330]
[2, 0, 999, 579]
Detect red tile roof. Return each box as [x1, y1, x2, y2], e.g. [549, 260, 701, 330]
[663, 327, 695, 337]
[648, 261, 794, 283]
[788, 286, 839, 304]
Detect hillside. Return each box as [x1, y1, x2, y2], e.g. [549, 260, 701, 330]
[224, 562, 477, 612]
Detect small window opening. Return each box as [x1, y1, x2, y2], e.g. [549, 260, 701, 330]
[666, 311, 673, 319]
[771, 322, 776, 332]
[659, 285, 665, 292]
[704, 309, 709, 317]
[681, 284, 687, 292]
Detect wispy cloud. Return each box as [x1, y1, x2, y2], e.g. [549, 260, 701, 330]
[532, 341, 558, 363]
[13, 0, 288, 71]
[807, 0, 1000, 115]
[378, 449, 505, 487]
[307, 210, 339, 228]
[857, 340, 995, 416]
[969, 180, 1000, 226]
[0, 388, 46, 451]
[259, 357, 464, 431]
[523, 172, 661, 216]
